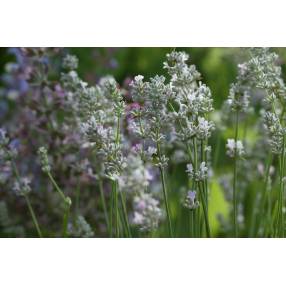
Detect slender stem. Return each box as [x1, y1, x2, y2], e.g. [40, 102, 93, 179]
[109, 184, 114, 237]
[99, 179, 111, 236]
[266, 187, 273, 237]
[47, 172, 66, 202]
[233, 111, 239, 237]
[278, 137, 285, 237]
[189, 212, 193, 237]
[196, 204, 201, 237]
[119, 191, 132, 237]
[193, 210, 197, 237]
[113, 113, 123, 237]
[159, 166, 174, 237]
[46, 171, 71, 237]
[10, 158, 43, 237]
[193, 138, 198, 173]
[198, 183, 211, 237]
[62, 202, 71, 238]
[112, 181, 120, 237]
[193, 137, 209, 237]
[191, 211, 195, 237]
[116, 115, 120, 143]
[255, 153, 272, 237]
[25, 195, 43, 238]
[201, 139, 209, 211]
[156, 140, 173, 237]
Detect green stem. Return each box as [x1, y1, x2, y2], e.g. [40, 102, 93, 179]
[233, 110, 239, 237]
[193, 137, 209, 237]
[113, 113, 123, 237]
[255, 153, 272, 237]
[112, 181, 120, 237]
[109, 184, 114, 237]
[201, 140, 209, 211]
[62, 202, 71, 238]
[46, 171, 71, 237]
[193, 210, 197, 237]
[10, 158, 43, 237]
[47, 172, 66, 202]
[278, 137, 285, 237]
[119, 191, 132, 237]
[25, 195, 43, 238]
[99, 179, 111, 236]
[198, 183, 211, 237]
[157, 141, 173, 237]
[116, 115, 120, 143]
[159, 166, 174, 237]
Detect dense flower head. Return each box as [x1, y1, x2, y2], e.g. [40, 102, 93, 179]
[226, 139, 245, 157]
[130, 75, 173, 113]
[262, 110, 285, 154]
[164, 51, 201, 89]
[80, 118, 114, 149]
[13, 177, 32, 196]
[0, 129, 18, 161]
[61, 70, 87, 92]
[68, 215, 94, 238]
[129, 75, 146, 103]
[196, 117, 215, 140]
[38, 146, 51, 173]
[132, 192, 162, 232]
[183, 190, 199, 210]
[118, 152, 153, 193]
[129, 74, 174, 145]
[248, 48, 286, 98]
[186, 161, 209, 181]
[60, 54, 126, 180]
[164, 52, 215, 145]
[227, 84, 250, 112]
[0, 128, 9, 148]
[227, 48, 286, 113]
[62, 54, 79, 71]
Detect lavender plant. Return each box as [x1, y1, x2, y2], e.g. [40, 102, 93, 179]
[0, 129, 42, 237]
[1, 47, 286, 238]
[164, 51, 214, 237]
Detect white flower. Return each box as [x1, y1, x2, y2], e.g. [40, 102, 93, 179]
[183, 190, 199, 210]
[135, 75, 144, 81]
[196, 117, 215, 140]
[62, 54, 79, 70]
[186, 163, 193, 176]
[0, 128, 9, 147]
[147, 146, 157, 156]
[132, 192, 162, 232]
[68, 215, 94, 238]
[186, 161, 208, 181]
[38, 147, 51, 173]
[133, 212, 144, 225]
[118, 153, 153, 193]
[13, 177, 32, 196]
[226, 139, 244, 157]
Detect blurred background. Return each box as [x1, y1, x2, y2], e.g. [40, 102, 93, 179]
[1, 47, 286, 106]
[0, 47, 241, 108]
